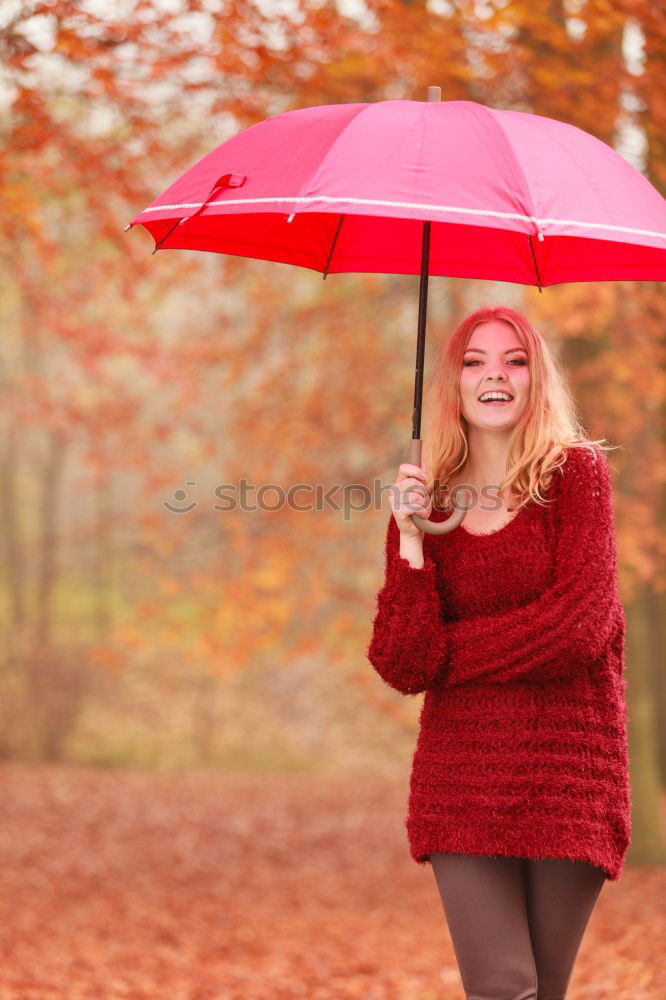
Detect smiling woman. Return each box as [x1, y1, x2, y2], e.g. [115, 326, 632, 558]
[367, 305, 630, 1000]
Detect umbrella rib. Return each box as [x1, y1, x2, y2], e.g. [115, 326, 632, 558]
[528, 236, 543, 293]
[322, 215, 345, 279]
[152, 216, 184, 254]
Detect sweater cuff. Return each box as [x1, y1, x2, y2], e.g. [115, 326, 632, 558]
[384, 549, 447, 640]
[369, 547, 450, 694]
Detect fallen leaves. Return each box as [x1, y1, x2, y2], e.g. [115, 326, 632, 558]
[0, 764, 663, 999]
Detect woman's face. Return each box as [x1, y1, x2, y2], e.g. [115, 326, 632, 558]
[459, 319, 530, 431]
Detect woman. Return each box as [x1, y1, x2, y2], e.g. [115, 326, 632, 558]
[367, 306, 631, 1000]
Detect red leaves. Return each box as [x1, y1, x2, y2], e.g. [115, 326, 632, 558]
[0, 765, 663, 999]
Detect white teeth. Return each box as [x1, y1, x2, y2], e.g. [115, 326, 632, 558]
[479, 392, 512, 402]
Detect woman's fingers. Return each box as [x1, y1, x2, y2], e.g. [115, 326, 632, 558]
[391, 463, 431, 526]
[398, 462, 427, 481]
[399, 476, 427, 492]
[394, 478, 432, 514]
[393, 490, 431, 538]
[399, 475, 428, 495]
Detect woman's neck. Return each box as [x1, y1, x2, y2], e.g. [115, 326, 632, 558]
[462, 432, 512, 489]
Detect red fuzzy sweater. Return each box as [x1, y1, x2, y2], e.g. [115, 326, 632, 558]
[367, 444, 631, 881]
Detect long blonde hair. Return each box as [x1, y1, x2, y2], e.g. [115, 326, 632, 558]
[414, 306, 618, 513]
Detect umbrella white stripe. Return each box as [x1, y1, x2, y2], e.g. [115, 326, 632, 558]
[537, 216, 666, 241]
[137, 196, 666, 242]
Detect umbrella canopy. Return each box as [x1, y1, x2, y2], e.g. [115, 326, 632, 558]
[128, 98, 666, 288]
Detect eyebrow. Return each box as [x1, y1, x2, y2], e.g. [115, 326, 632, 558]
[464, 347, 528, 355]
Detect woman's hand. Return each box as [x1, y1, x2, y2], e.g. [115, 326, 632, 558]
[391, 462, 433, 539]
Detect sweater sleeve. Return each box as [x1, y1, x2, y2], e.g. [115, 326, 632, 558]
[440, 445, 623, 687]
[366, 514, 450, 696]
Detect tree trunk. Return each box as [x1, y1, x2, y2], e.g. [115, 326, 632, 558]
[625, 586, 666, 865]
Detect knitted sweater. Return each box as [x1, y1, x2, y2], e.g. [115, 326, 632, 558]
[367, 444, 631, 881]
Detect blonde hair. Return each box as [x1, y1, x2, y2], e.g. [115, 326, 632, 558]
[415, 306, 618, 514]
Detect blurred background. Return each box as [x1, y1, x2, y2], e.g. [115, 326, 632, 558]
[0, 1, 664, 998]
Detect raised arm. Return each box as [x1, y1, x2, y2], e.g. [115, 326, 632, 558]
[439, 445, 624, 687]
[366, 515, 450, 695]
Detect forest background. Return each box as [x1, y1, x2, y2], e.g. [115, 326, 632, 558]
[0, 1, 664, 996]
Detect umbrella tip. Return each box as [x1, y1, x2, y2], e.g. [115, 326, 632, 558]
[427, 86, 441, 102]
[124, 223, 133, 232]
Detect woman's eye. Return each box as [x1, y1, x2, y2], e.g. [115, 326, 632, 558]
[463, 359, 526, 366]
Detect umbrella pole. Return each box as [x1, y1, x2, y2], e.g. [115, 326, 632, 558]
[409, 86, 438, 473]
[408, 220, 465, 536]
[407, 85, 465, 535]
[409, 220, 430, 456]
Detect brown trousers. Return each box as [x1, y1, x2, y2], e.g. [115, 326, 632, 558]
[430, 852, 606, 1000]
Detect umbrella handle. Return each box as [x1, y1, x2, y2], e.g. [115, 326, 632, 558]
[406, 438, 466, 536]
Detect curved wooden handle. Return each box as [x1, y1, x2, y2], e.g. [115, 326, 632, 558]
[407, 438, 466, 536]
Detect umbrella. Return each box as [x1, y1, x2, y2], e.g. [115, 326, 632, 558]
[125, 87, 666, 535]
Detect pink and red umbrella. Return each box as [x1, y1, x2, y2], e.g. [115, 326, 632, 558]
[126, 90, 666, 533]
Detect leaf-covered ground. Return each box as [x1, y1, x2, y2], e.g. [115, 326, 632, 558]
[0, 764, 663, 1000]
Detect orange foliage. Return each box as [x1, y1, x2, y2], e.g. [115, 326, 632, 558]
[0, 0, 663, 729]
